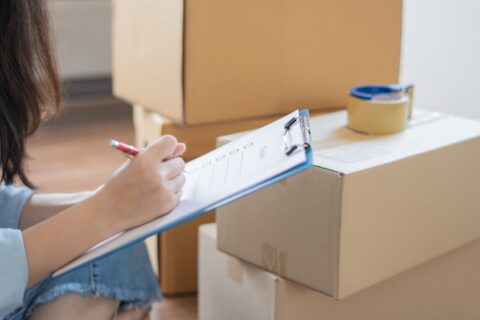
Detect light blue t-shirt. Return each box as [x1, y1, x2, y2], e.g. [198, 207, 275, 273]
[0, 185, 33, 318]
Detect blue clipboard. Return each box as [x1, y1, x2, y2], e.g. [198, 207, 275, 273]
[53, 109, 313, 278]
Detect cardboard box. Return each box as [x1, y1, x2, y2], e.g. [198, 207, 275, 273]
[113, 0, 401, 125]
[159, 212, 214, 294]
[200, 224, 480, 320]
[217, 110, 480, 299]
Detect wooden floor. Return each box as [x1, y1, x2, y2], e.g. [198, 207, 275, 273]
[25, 104, 198, 320]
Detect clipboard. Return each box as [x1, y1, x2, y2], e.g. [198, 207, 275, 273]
[53, 109, 313, 278]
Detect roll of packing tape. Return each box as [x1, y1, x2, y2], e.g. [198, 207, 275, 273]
[347, 84, 414, 134]
[388, 84, 415, 118]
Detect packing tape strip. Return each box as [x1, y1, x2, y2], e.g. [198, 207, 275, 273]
[262, 242, 287, 275]
[347, 84, 414, 134]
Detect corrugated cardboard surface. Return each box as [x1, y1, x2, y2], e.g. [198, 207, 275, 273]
[275, 239, 480, 320]
[160, 212, 215, 295]
[201, 224, 480, 320]
[114, 0, 401, 124]
[217, 168, 342, 295]
[217, 110, 480, 299]
[338, 137, 480, 298]
[113, 0, 184, 121]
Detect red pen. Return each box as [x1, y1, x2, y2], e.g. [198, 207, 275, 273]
[109, 140, 139, 157]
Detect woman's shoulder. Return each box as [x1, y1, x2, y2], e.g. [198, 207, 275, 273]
[0, 184, 33, 229]
[0, 184, 33, 205]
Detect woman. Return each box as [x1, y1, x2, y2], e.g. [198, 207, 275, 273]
[0, 1, 186, 319]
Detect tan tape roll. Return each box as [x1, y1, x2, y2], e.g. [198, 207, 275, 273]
[347, 94, 410, 134]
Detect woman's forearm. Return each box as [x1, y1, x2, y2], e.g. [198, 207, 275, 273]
[19, 191, 95, 230]
[22, 193, 121, 288]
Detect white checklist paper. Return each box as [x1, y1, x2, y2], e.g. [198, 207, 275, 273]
[54, 110, 310, 277]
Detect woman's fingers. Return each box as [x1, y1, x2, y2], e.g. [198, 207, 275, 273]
[165, 143, 187, 160]
[173, 189, 183, 202]
[145, 135, 178, 160]
[160, 157, 185, 179]
[170, 173, 186, 194]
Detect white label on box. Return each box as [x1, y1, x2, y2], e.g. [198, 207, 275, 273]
[315, 144, 389, 163]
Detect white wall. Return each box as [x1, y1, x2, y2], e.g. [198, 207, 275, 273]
[400, 0, 480, 119]
[48, 0, 112, 79]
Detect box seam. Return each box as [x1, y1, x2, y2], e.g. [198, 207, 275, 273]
[333, 172, 344, 299]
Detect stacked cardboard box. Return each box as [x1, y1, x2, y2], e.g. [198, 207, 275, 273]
[216, 110, 480, 299]
[113, 0, 402, 294]
[202, 110, 480, 316]
[200, 223, 480, 320]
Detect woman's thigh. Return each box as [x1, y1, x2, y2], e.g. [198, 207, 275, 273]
[28, 294, 149, 320]
[3, 242, 161, 320]
[28, 294, 118, 320]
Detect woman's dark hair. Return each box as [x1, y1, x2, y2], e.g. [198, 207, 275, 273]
[0, 1, 61, 188]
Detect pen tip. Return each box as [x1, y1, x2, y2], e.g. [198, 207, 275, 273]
[109, 140, 119, 148]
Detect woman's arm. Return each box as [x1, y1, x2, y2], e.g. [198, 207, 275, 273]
[19, 192, 94, 230]
[22, 136, 186, 288]
[22, 193, 117, 287]
[19, 139, 187, 230]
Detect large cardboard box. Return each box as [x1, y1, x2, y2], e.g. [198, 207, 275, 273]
[113, 0, 401, 125]
[217, 110, 480, 299]
[158, 212, 214, 294]
[200, 224, 480, 320]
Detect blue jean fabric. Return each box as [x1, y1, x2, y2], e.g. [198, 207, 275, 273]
[2, 242, 161, 320]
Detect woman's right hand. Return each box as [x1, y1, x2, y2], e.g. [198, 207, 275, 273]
[94, 135, 187, 232]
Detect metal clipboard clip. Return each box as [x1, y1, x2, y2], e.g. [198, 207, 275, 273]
[283, 114, 311, 156]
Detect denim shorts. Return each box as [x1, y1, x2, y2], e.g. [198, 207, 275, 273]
[3, 242, 162, 320]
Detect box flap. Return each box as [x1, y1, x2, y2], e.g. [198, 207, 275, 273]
[311, 110, 480, 173]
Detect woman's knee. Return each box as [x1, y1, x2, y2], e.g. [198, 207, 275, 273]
[28, 293, 119, 320]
